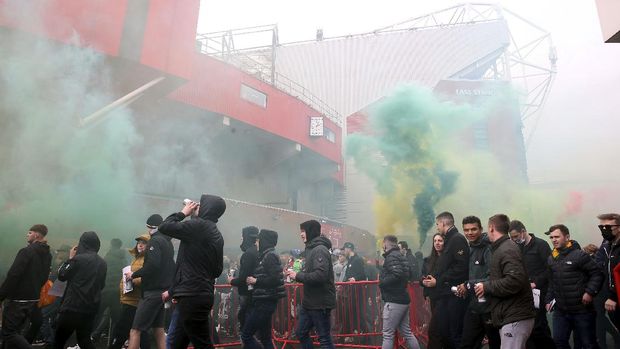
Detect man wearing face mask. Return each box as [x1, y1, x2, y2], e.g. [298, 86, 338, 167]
[508, 220, 555, 349]
[595, 213, 620, 330]
[229, 226, 259, 329]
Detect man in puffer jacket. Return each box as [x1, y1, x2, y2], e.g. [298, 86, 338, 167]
[379, 235, 420, 349]
[54, 231, 107, 349]
[229, 226, 259, 329]
[242, 229, 285, 349]
[545, 224, 603, 349]
[158, 194, 226, 349]
[287, 220, 336, 349]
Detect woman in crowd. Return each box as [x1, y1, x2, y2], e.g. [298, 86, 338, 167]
[420, 233, 444, 349]
[109, 234, 151, 349]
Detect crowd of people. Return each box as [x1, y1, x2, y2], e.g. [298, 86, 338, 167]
[1, 197, 620, 349]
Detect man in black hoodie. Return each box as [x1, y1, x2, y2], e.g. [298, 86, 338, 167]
[125, 214, 175, 349]
[158, 194, 226, 349]
[242, 229, 285, 349]
[0, 224, 52, 349]
[229, 226, 259, 329]
[287, 220, 336, 349]
[54, 231, 107, 349]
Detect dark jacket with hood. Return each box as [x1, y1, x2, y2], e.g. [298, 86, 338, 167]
[483, 234, 535, 327]
[252, 229, 285, 302]
[131, 229, 175, 295]
[466, 234, 491, 314]
[0, 240, 52, 301]
[546, 241, 603, 313]
[58, 232, 107, 314]
[159, 194, 226, 298]
[104, 246, 127, 291]
[295, 220, 336, 310]
[435, 226, 470, 297]
[380, 247, 410, 304]
[230, 226, 259, 297]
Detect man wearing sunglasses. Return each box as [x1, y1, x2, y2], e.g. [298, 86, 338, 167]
[595, 213, 620, 330]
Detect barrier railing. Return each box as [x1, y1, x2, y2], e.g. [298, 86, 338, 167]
[208, 281, 429, 348]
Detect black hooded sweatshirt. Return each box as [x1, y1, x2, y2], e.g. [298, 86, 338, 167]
[57, 231, 107, 314]
[0, 240, 52, 301]
[230, 226, 259, 296]
[296, 220, 336, 309]
[252, 229, 285, 302]
[159, 194, 226, 298]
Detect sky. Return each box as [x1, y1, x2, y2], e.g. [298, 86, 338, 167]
[198, 0, 620, 185]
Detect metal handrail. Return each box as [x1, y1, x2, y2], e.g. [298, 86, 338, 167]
[196, 33, 343, 127]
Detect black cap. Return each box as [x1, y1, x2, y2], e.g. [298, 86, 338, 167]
[146, 214, 163, 229]
[342, 242, 355, 250]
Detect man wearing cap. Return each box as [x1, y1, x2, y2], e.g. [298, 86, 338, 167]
[343, 242, 366, 282]
[229, 226, 260, 329]
[287, 220, 336, 349]
[125, 214, 175, 349]
[0, 224, 52, 349]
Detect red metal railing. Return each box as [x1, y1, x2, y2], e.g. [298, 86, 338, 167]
[209, 281, 429, 348]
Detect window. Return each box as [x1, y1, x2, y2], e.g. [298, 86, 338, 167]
[324, 127, 336, 143]
[240, 84, 267, 108]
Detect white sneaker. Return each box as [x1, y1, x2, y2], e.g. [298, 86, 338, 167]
[67, 345, 81, 349]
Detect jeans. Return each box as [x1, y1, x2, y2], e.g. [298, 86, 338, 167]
[1, 300, 36, 349]
[296, 307, 335, 349]
[500, 318, 535, 349]
[54, 311, 97, 349]
[459, 310, 500, 349]
[166, 306, 180, 349]
[381, 302, 420, 349]
[552, 310, 597, 349]
[171, 296, 214, 349]
[241, 300, 277, 349]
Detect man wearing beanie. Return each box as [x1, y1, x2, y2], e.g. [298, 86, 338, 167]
[229, 226, 260, 329]
[125, 214, 175, 349]
[0, 224, 52, 349]
[242, 229, 285, 349]
[287, 220, 336, 349]
[158, 194, 226, 349]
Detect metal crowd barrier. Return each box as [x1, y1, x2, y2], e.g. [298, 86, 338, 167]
[208, 281, 429, 348]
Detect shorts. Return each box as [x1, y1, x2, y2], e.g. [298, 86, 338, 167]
[132, 294, 165, 331]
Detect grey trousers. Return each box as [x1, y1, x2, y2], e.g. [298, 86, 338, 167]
[500, 318, 535, 349]
[381, 302, 420, 349]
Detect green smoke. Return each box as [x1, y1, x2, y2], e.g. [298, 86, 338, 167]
[0, 16, 143, 267]
[346, 86, 470, 245]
